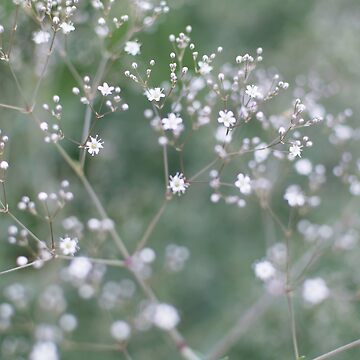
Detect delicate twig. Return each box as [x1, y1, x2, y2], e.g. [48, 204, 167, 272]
[206, 295, 273, 360]
[79, 55, 110, 169]
[63, 340, 121, 352]
[311, 338, 360, 360]
[7, 4, 19, 60]
[31, 30, 57, 105]
[0, 103, 26, 112]
[56, 255, 125, 268]
[0, 259, 45, 276]
[135, 199, 167, 251]
[4, 209, 50, 251]
[163, 144, 169, 189]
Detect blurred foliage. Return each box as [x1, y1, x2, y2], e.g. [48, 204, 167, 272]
[1, 0, 360, 359]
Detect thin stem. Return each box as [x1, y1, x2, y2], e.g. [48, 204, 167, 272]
[287, 293, 299, 359]
[5, 209, 50, 251]
[31, 30, 57, 105]
[0, 103, 25, 112]
[7, 4, 19, 60]
[189, 158, 219, 182]
[311, 338, 360, 360]
[1, 181, 8, 210]
[63, 340, 120, 352]
[8, 64, 30, 109]
[206, 295, 272, 360]
[123, 349, 133, 360]
[56, 255, 125, 268]
[135, 200, 167, 252]
[163, 144, 169, 189]
[0, 259, 47, 276]
[79, 55, 110, 169]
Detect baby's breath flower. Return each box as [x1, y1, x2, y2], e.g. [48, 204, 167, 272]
[162, 113, 183, 131]
[289, 143, 303, 159]
[169, 172, 189, 195]
[30, 341, 58, 360]
[217, 110, 236, 128]
[60, 22, 75, 34]
[98, 82, 114, 96]
[0, 160, 9, 170]
[198, 61, 213, 75]
[32, 30, 51, 44]
[124, 40, 141, 55]
[152, 303, 180, 330]
[16, 256, 28, 266]
[302, 277, 329, 305]
[85, 135, 104, 156]
[253, 260, 276, 282]
[235, 173, 252, 195]
[59, 236, 79, 256]
[145, 87, 165, 102]
[284, 185, 305, 207]
[110, 320, 131, 341]
[245, 85, 262, 99]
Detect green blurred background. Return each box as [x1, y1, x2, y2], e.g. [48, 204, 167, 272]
[1, 0, 360, 359]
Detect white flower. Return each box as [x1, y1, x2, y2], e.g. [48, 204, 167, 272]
[152, 303, 180, 330]
[98, 82, 114, 96]
[0, 161, 9, 170]
[85, 135, 104, 156]
[254, 143, 270, 163]
[30, 341, 58, 360]
[145, 88, 165, 102]
[111, 320, 131, 341]
[59, 314, 78, 332]
[217, 110, 236, 128]
[59, 236, 79, 256]
[289, 143, 303, 159]
[68, 257, 92, 279]
[235, 173, 252, 195]
[295, 159, 312, 175]
[169, 172, 189, 195]
[162, 113, 183, 131]
[302, 277, 329, 305]
[215, 126, 232, 143]
[284, 185, 305, 207]
[60, 22, 75, 34]
[198, 61, 213, 75]
[124, 40, 141, 56]
[32, 30, 51, 44]
[245, 85, 262, 99]
[253, 260, 276, 282]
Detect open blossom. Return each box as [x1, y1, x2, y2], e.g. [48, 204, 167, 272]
[152, 303, 180, 330]
[60, 22, 75, 34]
[110, 320, 131, 341]
[284, 185, 305, 207]
[289, 143, 303, 158]
[0, 160, 9, 170]
[217, 110, 236, 128]
[235, 173, 252, 195]
[145, 88, 165, 102]
[169, 172, 189, 195]
[30, 341, 58, 360]
[124, 40, 141, 55]
[85, 135, 104, 156]
[302, 277, 329, 305]
[162, 113, 183, 131]
[32, 30, 50, 44]
[253, 260, 276, 282]
[98, 82, 114, 96]
[245, 85, 262, 99]
[198, 61, 213, 75]
[59, 236, 79, 256]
